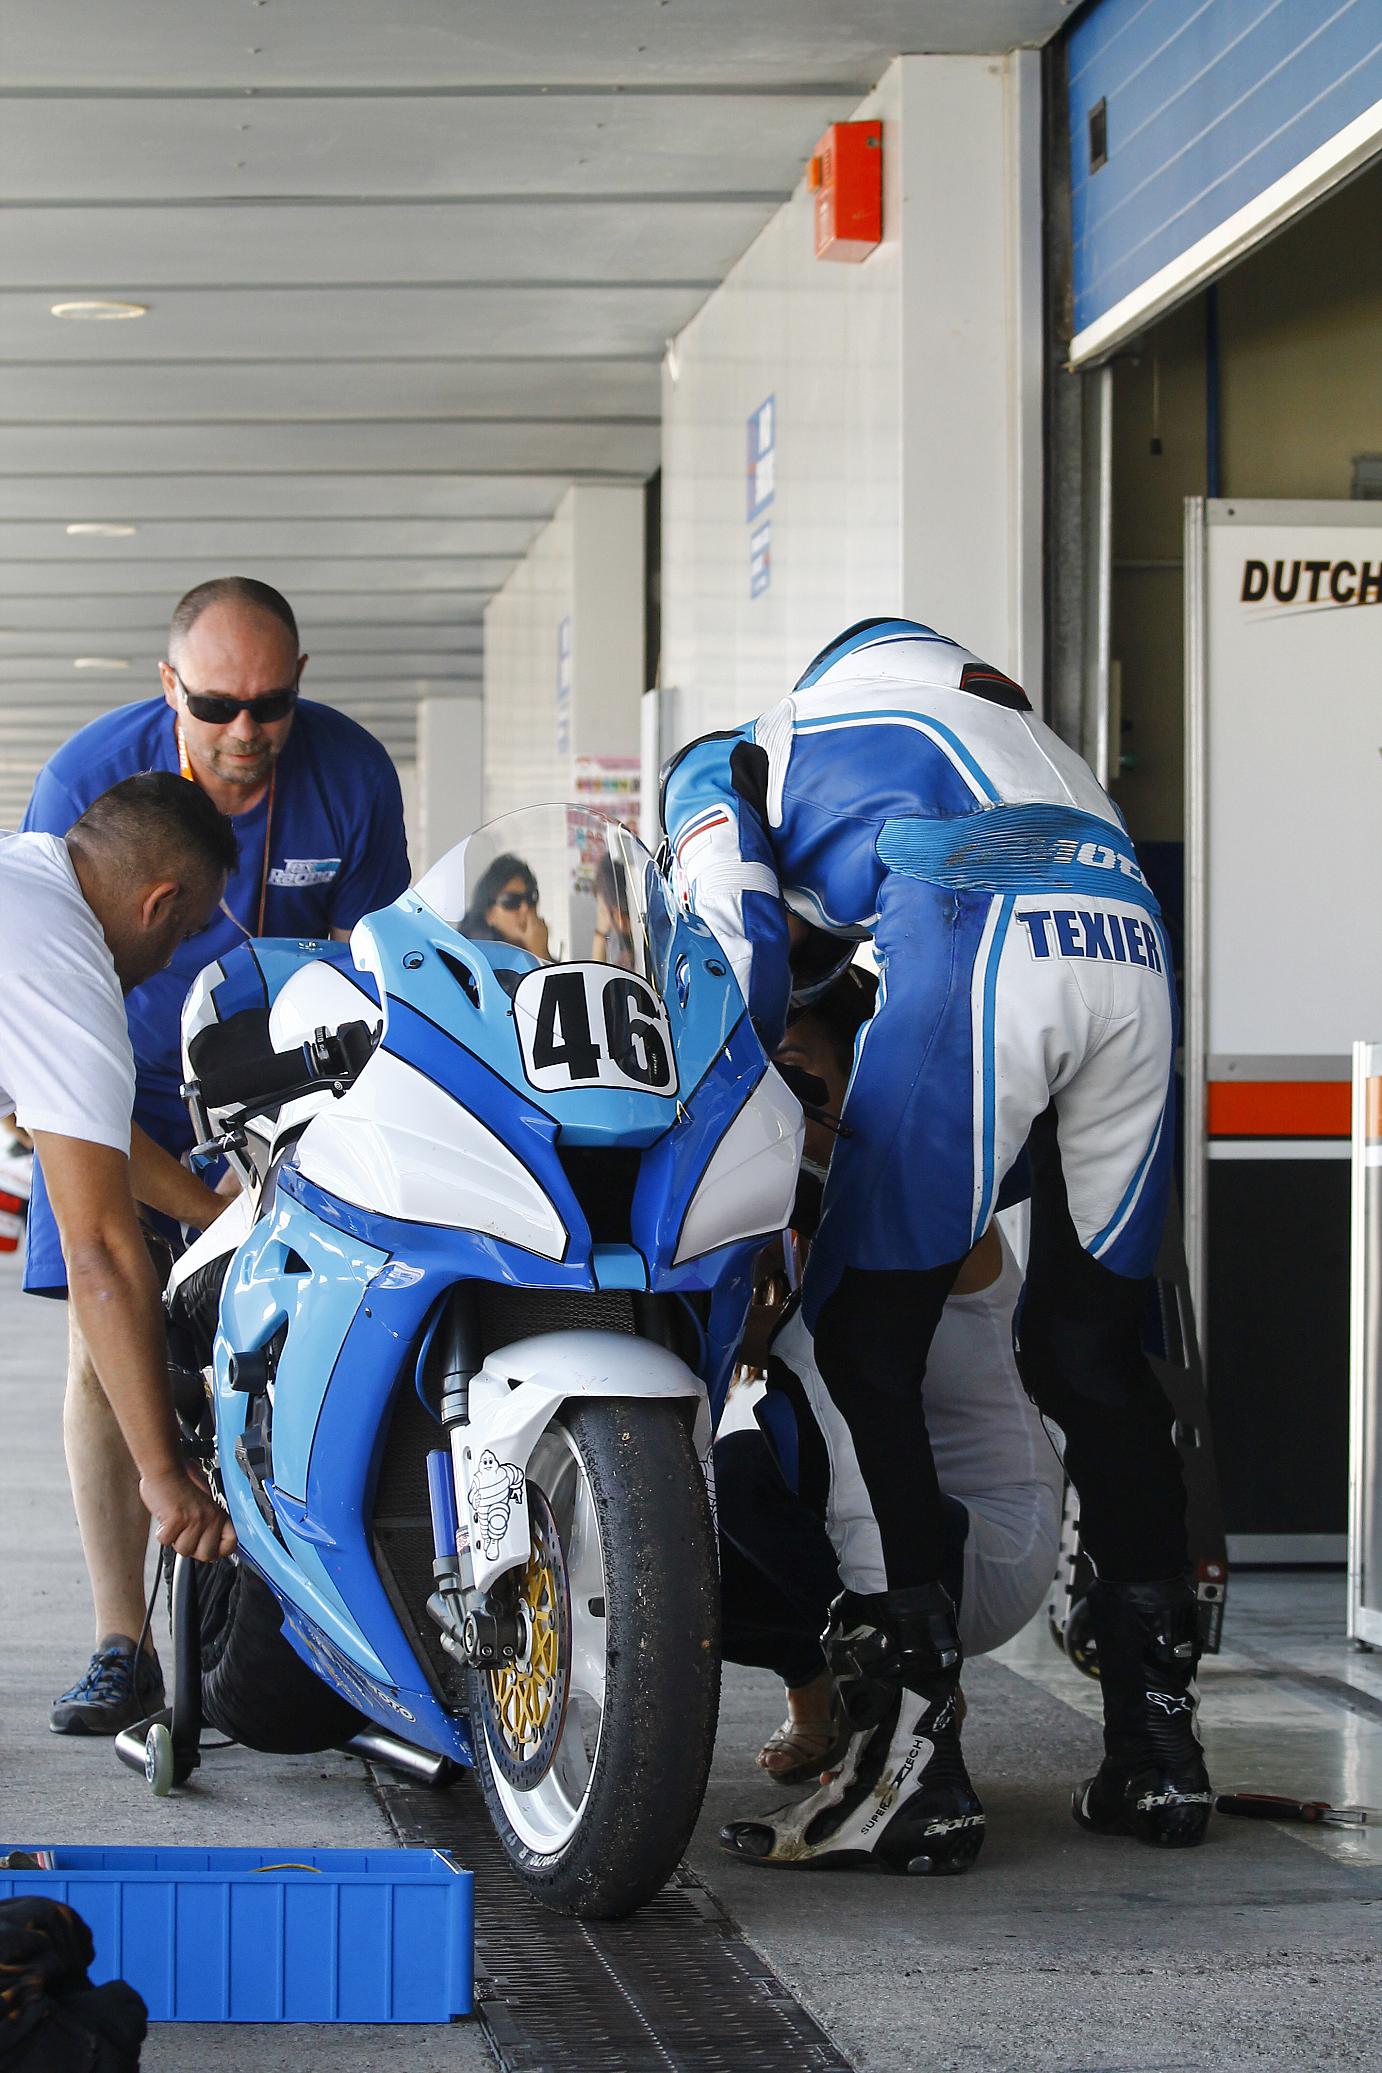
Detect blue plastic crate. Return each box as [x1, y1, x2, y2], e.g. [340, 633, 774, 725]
[0, 1846, 473, 2024]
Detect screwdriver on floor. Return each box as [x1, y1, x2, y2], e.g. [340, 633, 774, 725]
[1214, 1792, 1378, 1827]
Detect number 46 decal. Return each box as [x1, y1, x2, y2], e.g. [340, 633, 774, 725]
[513, 963, 678, 1097]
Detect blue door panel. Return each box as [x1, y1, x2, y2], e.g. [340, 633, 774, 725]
[1069, 0, 1382, 335]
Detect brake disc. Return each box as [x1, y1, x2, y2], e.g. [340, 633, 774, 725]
[479, 1485, 572, 1788]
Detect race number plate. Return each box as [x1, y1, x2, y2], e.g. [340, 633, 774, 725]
[512, 962, 678, 1097]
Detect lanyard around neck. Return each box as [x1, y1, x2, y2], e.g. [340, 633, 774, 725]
[175, 718, 275, 941]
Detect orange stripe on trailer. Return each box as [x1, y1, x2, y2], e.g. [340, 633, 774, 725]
[1207, 1080, 1350, 1138]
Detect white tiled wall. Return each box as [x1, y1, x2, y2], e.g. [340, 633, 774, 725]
[482, 484, 644, 823]
[412, 702, 482, 871]
[660, 53, 1043, 749]
[660, 67, 903, 742]
[483, 494, 576, 822]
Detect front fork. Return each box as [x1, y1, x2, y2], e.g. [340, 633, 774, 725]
[420, 1290, 718, 1674]
[422, 1293, 526, 1675]
[425, 1443, 528, 1674]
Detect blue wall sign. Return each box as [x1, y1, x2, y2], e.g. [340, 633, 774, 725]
[749, 521, 772, 600]
[746, 396, 776, 520]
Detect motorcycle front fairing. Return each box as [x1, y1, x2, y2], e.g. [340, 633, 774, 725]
[195, 813, 802, 1759]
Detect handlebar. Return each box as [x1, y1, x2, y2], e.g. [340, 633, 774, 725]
[192, 1018, 377, 1116]
[196, 1041, 312, 1114]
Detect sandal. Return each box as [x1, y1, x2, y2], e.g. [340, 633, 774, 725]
[756, 1694, 851, 1786]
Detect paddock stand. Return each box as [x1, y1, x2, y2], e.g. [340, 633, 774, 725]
[1045, 1186, 1229, 1677]
[114, 1550, 203, 1796]
[114, 1551, 455, 1796]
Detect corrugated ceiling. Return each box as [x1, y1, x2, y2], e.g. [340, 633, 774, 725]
[0, 0, 1072, 820]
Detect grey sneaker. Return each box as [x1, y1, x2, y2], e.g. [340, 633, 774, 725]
[49, 1635, 164, 1736]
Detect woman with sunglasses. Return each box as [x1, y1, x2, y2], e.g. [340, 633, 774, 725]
[19, 575, 410, 1743]
[459, 852, 552, 961]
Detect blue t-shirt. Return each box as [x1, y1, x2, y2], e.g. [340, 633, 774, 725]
[22, 695, 409, 1099]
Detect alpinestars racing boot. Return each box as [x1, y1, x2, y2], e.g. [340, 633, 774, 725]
[719, 1583, 985, 1874]
[1073, 1576, 1213, 1848]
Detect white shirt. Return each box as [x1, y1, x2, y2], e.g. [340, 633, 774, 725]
[0, 832, 135, 1152]
[924, 1234, 1062, 1510]
[726, 1229, 1064, 1645]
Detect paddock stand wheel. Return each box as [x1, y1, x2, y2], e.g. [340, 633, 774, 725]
[114, 1554, 204, 1795]
[143, 1721, 176, 1797]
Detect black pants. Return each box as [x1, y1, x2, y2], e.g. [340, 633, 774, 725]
[716, 1398, 969, 1686]
[717, 1426, 842, 1688]
[812, 1103, 1187, 1591]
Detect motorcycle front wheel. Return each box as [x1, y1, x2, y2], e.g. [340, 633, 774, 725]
[467, 1397, 720, 1918]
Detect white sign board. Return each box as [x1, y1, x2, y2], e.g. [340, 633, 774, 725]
[1197, 503, 1382, 1060]
[1184, 500, 1382, 1317]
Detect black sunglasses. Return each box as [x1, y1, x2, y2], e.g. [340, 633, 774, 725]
[494, 888, 537, 911]
[171, 667, 301, 726]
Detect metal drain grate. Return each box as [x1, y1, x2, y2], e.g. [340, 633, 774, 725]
[371, 1770, 854, 2071]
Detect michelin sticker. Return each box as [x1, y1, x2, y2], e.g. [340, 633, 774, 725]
[469, 1450, 526, 1561]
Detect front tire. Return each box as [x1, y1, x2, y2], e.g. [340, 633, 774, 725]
[468, 1399, 720, 1917]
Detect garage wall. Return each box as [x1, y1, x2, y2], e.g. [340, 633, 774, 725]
[483, 495, 576, 822]
[481, 484, 644, 823]
[659, 67, 902, 742]
[412, 704, 479, 871]
[660, 52, 1043, 751]
[1217, 160, 1382, 498]
[1110, 157, 1382, 846]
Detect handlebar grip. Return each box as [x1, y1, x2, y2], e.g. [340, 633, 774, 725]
[331, 1019, 376, 1078]
[196, 1040, 314, 1114]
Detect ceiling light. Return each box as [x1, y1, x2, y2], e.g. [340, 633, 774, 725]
[66, 522, 138, 538]
[72, 656, 131, 671]
[50, 300, 148, 321]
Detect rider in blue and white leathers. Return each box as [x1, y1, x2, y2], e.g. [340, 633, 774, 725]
[663, 618, 1210, 1873]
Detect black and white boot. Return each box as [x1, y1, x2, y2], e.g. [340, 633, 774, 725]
[1073, 1576, 1213, 1848]
[719, 1583, 985, 1874]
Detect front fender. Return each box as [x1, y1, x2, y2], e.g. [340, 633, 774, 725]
[453, 1330, 707, 1591]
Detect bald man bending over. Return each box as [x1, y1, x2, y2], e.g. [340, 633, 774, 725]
[0, 778, 239, 1700]
[22, 577, 409, 1734]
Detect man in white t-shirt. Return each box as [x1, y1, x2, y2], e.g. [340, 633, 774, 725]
[0, 773, 239, 1731]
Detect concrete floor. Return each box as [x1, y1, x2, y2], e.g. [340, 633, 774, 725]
[2, 1249, 1379, 2071]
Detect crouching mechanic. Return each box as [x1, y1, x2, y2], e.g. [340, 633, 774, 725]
[716, 965, 1061, 1843]
[663, 616, 1210, 1874]
[0, 778, 238, 1609]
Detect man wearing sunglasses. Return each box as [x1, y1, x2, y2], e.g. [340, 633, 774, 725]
[20, 575, 409, 1736]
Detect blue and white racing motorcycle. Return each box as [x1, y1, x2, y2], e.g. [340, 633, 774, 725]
[161, 806, 802, 1916]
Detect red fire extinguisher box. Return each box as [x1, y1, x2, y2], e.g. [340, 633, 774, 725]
[808, 120, 883, 262]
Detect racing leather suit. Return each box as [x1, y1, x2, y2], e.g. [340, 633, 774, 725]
[662, 617, 1187, 1597]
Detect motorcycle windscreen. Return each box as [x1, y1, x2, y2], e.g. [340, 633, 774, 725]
[414, 804, 680, 1102]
